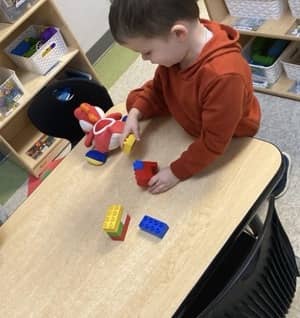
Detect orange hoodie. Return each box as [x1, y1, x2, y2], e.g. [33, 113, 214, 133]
[126, 19, 261, 180]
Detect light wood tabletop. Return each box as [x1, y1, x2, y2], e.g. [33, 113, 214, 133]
[0, 105, 282, 318]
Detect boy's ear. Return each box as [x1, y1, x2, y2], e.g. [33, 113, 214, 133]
[170, 24, 188, 40]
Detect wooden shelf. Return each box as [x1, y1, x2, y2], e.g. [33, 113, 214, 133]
[11, 123, 69, 173]
[255, 73, 300, 100]
[0, 0, 99, 177]
[204, 0, 300, 102]
[0, 0, 47, 43]
[221, 13, 299, 40]
[0, 48, 79, 128]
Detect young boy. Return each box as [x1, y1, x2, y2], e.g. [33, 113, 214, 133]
[109, 0, 261, 194]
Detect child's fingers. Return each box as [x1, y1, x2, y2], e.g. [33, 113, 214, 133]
[119, 131, 130, 147]
[132, 126, 141, 141]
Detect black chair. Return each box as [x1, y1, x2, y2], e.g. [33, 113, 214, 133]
[174, 195, 299, 318]
[27, 78, 113, 147]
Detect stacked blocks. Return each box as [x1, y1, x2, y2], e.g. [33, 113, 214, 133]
[133, 160, 158, 187]
[102, 204, 130, 241]
[139, 215, 169, 239]
[85, 150, 107, 165]
[123, 134, 136, 155]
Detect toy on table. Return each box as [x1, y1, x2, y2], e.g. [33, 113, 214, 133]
[102, 204, 131, 241]
[139, 215, 169, 239]
[133, 160, 158, 187]
[74, 102, 136, 165]
[123, 133, 136, 154]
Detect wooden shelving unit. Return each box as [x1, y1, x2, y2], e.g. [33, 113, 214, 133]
[0, 0, 100, 177]
[204, 0, 300, 101]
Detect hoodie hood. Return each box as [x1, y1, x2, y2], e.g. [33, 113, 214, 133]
[201, 19, 240, 60]
[179, 19, 241, 77]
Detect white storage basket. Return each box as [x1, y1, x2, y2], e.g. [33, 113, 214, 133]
[0, 0, 36, 23]
[224, 0, 287, 19]
[243, 38, 291, 85]
[281, 42, 300, 81]
[287, 0, 300, 18]
[5, 25, 68, 75]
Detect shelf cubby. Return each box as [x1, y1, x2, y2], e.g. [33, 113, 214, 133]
[204, 0, 300, 101]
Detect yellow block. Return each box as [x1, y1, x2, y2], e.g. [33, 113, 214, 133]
[123, 134, 136, 154]
[86, 158, 104, 166]
[102, 205, 123, 232]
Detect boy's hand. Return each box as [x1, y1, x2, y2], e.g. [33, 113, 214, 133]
[148, 167, 180, 194]
[120, 108, 142, 146]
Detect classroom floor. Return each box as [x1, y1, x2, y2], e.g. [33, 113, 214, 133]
[1, 0, 300, 315]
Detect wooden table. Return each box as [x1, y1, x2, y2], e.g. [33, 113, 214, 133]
[0, 105, 282, 317]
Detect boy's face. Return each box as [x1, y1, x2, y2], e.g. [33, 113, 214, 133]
[123, 33, 188, 67]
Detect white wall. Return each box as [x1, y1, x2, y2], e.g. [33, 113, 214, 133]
[54, 0, 110, 52]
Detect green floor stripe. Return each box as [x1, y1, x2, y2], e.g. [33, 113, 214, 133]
[93, 43, 138, 89]
[0, 158, 27, 205]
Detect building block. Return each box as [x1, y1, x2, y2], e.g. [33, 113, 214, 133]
[133, 160, 158, 187]
[139, 215, 169, 239]
[102, 205, 123, 233]
[85, 150, 107, 165]
[133, 160, 144, 170]
[109, 214, 131, 241]
[108, 222, 124, 237]
[123, 134, 136, 154]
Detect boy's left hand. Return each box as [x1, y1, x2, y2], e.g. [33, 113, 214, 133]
[148, 167, 180, 194]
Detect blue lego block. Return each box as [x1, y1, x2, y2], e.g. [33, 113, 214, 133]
[133, 160, 144, 170]
[139, 215, 169, 239]
[85, 150, 107, 164]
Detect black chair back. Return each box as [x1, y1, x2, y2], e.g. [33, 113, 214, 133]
[27, 78, 113, 147]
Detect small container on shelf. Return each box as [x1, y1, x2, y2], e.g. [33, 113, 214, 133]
[224, 0, 287, 20]
[0, 67, 24, 118]
[281, 42, 300, 81]
[287, 0, 300, 19]
[5, 25, 68, 75]
[243, 37, 291, 87]
[0, 0, 36, 23]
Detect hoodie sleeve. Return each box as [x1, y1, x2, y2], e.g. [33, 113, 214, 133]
[126, 67, 170, 118]
[170, 74, 246, 180]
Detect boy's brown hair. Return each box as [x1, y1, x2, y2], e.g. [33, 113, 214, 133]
[109, 0, 200, 44]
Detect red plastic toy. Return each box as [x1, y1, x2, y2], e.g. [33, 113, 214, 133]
[74, 103, 125, 164]
[133, 160, 158, 187]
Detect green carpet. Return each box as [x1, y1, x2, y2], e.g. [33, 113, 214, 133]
[0, 158, 27, 205]
[93, 43, 138, 88]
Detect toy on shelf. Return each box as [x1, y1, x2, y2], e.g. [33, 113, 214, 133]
[250, 37, 289, 67]
[11, 27, 58, 58]
[139, 215, 169, 239]
[74, 102, 126, 165]
[26, 135, 55, 160]
[102, 204, 131, 241]
[133, 160, 158, 187]
[0, 67, 24, 118]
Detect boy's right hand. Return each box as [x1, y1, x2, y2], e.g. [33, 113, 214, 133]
[120, 107, 142, 146]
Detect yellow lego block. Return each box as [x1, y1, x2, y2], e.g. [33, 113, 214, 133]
[102, 205, 123, 233]
[123, 134, 136, 154]
[86, 158, 104, 166]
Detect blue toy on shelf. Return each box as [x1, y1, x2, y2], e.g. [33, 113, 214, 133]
[139, 215, 169, 239]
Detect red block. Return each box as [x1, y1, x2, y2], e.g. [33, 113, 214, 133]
[109, 214, 131, 241]
[134, 161, 158, 187]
